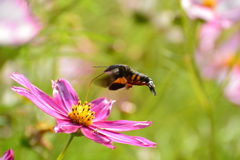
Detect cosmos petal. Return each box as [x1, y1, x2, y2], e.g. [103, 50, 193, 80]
[10, 73, 67, 116]
[52, 79, 79, 113]
[92, 120, 152, 132]
[54, 119, 80, 133]
[181, 0, 237, 29]
[0, 149, 14, 160]
[91, 98, 115, 121]
[12, 87, 66, 119]
[10, 72, 40, 92]
[81, 127, 115, 149]
[96, 129, 156, 147]
[220, 7, 240, 22]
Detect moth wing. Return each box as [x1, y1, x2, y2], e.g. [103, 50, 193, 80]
[94, 74, 117, 88]
[94, 65, 127, 90]
[108, 77, 128, 90]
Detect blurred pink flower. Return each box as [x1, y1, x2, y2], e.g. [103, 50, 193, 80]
[224, 67, 240, 105]
[0, 149, 14, 160]
[195, 26, 240, 80]
[197, 22, 221, 52]
[57, 57, 94, 85]
[195, 27, 240, 105]
[181, 0, 240, 28]
[0, 0, 41, 45]
[10, 73, 156, 149]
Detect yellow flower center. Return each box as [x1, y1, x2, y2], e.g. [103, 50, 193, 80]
[202, 0, 216, 8]
[68, 101, 95, 126]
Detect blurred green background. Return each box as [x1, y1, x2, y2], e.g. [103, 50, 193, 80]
[1, 0, 240, 160]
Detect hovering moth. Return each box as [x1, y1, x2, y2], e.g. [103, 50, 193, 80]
[93, 64, 156, 96]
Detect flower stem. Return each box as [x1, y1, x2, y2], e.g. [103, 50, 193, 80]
[181, 6, 216, 159]
[57, 134, 74, 160]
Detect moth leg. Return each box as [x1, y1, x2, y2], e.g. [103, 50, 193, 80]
[125, 83, 133, 90]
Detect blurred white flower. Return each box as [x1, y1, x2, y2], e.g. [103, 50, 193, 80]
[118, 0, 156, 14]
[0, 0, 41, 46]
[120, 101, 136, 114]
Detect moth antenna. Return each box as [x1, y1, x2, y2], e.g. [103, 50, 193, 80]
[85, 72, 105, 101]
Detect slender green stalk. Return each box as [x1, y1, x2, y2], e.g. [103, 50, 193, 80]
[207, 106, 216, 160]
[185, 55, 216, 160]
[185, 55, 209, 109]
[57, 134, 75, 160]
[180, 4, 216, 159]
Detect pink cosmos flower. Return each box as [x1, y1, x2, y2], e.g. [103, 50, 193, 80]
[0, 0, 41, 45]
[181, 0, 240, 28]
[0, 149, 14, 160]
[10, 73, 156, 149]
[195, 28, 240, 105]
[195, 27, 240, 80]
